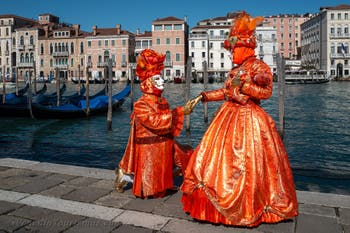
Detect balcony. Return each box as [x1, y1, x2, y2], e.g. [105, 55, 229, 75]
[329, 33, 350, 39]
[189, 34, 208, 39]
[18, 45, 24, 50]
[121, 62, 127, 67]
[164, 61, 173, 67]
[97, 61, 116, 67]
[52, 51, 69, 57]
[17, 62, 34, 68]
[27, 44, 34, 50]
[330, 53, 350, 59]
[54, 64, 68, 69]
[209, 35, 227, 40]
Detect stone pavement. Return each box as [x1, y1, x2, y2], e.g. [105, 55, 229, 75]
[0, 158, 349, 233]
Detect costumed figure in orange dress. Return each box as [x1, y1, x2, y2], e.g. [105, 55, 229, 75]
[181, 11, 298, 227]
[115, 49, 193, 198]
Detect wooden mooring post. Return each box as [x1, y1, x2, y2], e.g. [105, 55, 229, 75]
[276, 54, 285, 139]
[85, 66, 90, 117]
[55, 68, 60, 106]
[202, 61, 208, 123]
[129, 65, 135, 111]
[107, 59, 113, 130]
[33, 60, 37, 95]
[78, 64, 81, 95]
[2, 66, 6, 104]
[27, 69, 34, 119]
[185, 57, 192, 132]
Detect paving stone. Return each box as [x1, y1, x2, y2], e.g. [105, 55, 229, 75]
[256, 219, 295, 233]
[153, 202, 192, 220]
[46, 173, 78, 182]
[0, 166, 9, 172]
[0, 168, 50, 179]
[0, 176, 32, 190]
[0, 200, 23, 215]
[113, 210, 171, 231]
[0, 215, 32, 232]
[63, 217, 121, 233]
[39, 185, 76, 198]
[13, 177, 64, 194]
[122, 197, 164, 213]
[94, 191, 134, 208]
[88, 179, 115, 191]
[62, 176, 100, 188]
[162, 218, 263, 233]
[19, 211, 85, 233]
[10, 205, 56, 220]
[339, 208, 350, 225]
[298, 203, 336, 217]
[111, 224, 155, 233]
[163, 191, 183, 205]
[295, 213, 342, 233]
[61, 186, 111, 203]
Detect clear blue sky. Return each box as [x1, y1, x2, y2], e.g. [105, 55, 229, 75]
[0, 0, 347, 33]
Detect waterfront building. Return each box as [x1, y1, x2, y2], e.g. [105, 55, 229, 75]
[0, 14, 37, 81]
[189, 12, 278, 81]
[85, 24, 135, 82]
[300, 4, 350, 78]
[263, 13, 312, 60]
[151, 16, 188, 82]
[135, 30, 152, 57]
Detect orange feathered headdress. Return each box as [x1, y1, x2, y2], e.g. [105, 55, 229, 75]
[136, 49, 165, 82]
[224, 11, 263, 50]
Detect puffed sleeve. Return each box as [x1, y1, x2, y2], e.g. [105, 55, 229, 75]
[241, 62, 273, 100]
[201, 88, 226, 102]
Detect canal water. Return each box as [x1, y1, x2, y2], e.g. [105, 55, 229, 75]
[0, 81, 349, 195]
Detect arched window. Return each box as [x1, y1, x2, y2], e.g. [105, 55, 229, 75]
[330, 43, 335, 54]
[71, 58, 74, 66]
[25, 53, 29, 63]
[71, 42, 74, 54]
[12, 37, 16, 45]
[345, 24, 349, 34]
[20, 53, 24, 63]
[66, 43, 68, 52]
[40, 43, 44, 54]
[50, 59, 53, 67]
[30, 53, 34, 62]
[98, 55, 102, 63]
[104, 50, 109, 62]
[55, 43, 58, 52]
[30, 35, 34, 45]
[20, 36, 24, 45]
[50, 43, 53, 54]
[165, 51, 171, 61]
[6, 41, 9, 51]
[80, 42, 84, 53]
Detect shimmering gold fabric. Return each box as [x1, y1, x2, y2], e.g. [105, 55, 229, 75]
[181, 56, 298, 227]
[119, 94, 190, 198]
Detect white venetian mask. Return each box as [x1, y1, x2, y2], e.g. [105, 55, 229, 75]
[152, 75, 165, 90]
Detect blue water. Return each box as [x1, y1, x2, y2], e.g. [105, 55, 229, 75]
[0, 82, 349, 195]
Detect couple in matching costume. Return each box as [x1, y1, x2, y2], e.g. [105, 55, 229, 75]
[116, 11, 298, 227]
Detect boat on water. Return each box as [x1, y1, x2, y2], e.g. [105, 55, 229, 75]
[284, 70, 330, 84]
[31, 84, 130, 119]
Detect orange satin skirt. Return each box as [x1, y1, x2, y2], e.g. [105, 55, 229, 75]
[181, 101, 298, 227]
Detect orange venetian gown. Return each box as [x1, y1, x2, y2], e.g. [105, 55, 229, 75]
[181, 54, 298, 226]
[119, 89, 191, 198]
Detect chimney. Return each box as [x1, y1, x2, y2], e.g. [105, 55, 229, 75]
[44, 25, 49, 38]
[73, 24, 80, 36]
[92, 25, 97, 36]
[136, 28, 140, 35]
[116, 24, 121, 35]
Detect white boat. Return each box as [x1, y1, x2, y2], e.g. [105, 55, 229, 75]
[284, 70, 330, 84]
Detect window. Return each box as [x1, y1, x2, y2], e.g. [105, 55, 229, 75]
[122, 39, 126, 46]
[50, 59, 53, 67]
[221, 63, 224, 68]
[176, 53, 180, 61]
[71, 58, 74, 66]
[202, 41, 205, 48]
[338, 13, 341, 20]
[175, 38, 180, 44]
[98, 40, 101, 47]
[122, 54, 126, 63]
[112, 40, 115, 46]
[166, 51, 171, 61]
[80, 42, 84, 53]
[202, 52, 206, 58]
[166, 38, 170, 44]
[40, 43, 44, 54]
[164, 24, 172, 30]
[20, 36, 24, 45]
[88, 41, 91, 47]
[191, 41, 194, 48]
[174, 24, 182, 30]
[330, 13, 334, 20]
[40, 59, 44, 66]
[154, 25, 162, 31]
[191, 52, 194, 57]
[105, 40, 108, 46]
[6, 28, 9, 36]
[345, 13, 349, 20]
[221, 53, 224, 59]
[156, 38, 160, 45]
[98, 55, 102, 63]
[30, 35, 34, 45]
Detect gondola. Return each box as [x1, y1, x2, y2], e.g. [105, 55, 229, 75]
[31, 84, 130, 119]
[0, 83, 48, 117]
